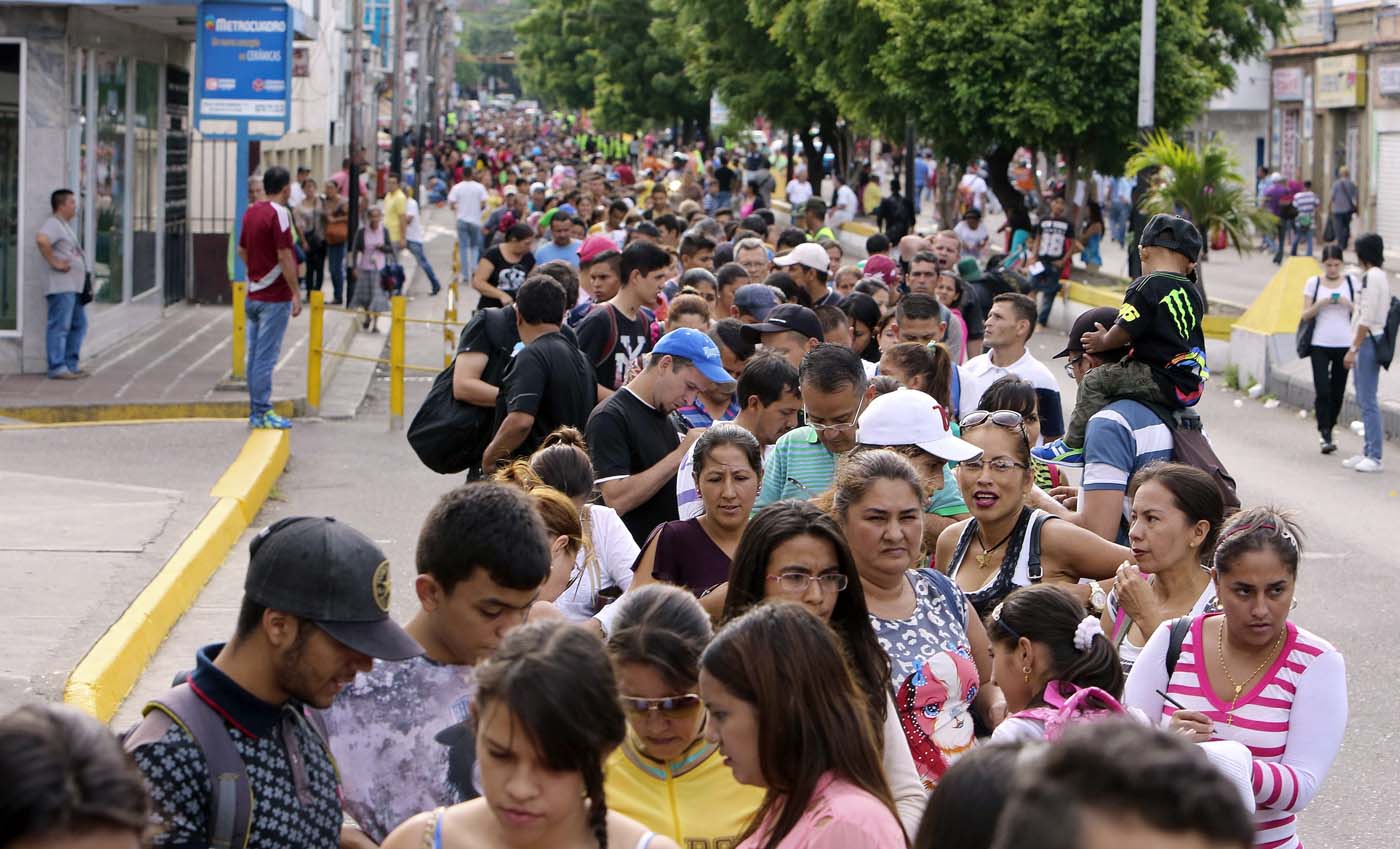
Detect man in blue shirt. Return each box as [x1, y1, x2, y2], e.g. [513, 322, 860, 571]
[534, 212, 581, 268]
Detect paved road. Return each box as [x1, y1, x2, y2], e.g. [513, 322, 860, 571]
[109, 287, 1398, 846]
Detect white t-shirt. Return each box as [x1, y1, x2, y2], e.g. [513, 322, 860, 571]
[554, 505, 638, 623]
[1304, 274, 1357, 349]
[448, 179, 487, 224]
[953, 221, 989, 256]
[831, 185, 858, 225]
[787, 179, 813, 207]
[958, 173, 988, 210]
[404, 198, 425, 243]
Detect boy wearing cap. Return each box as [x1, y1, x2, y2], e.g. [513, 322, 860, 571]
[731, 282, 779, 324]
[586, 327, 736, 544]
[740, 303, 824, 370]
[324, 485, 551, 845]
[1034, 214, 1208, 468]
[128, 516, 422, 849]
[567, 234, 622, 326]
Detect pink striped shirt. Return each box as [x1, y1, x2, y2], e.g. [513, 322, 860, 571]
[1123, 614, 1347, 849]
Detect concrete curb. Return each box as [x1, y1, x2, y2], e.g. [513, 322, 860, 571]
[63, 429, 290, 722]
[0, 399, 297, 424]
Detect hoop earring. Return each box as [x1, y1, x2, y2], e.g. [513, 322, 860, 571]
[1021, 665, 1031, 684]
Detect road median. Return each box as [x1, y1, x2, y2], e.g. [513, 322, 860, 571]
[63, 429, 290, 722]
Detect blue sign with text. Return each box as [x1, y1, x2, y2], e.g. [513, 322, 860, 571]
[195, 1, 292, 128]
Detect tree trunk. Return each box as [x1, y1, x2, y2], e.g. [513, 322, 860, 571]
[986, 145, 1022, 222]
[935, 158, 959, 232]
[800, 128, 824, 189]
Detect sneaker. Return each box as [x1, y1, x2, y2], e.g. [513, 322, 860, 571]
[48, 370, 81, 380]
[1032, 438, 1084, 468]
[252, 412, 293, 430]
[1319, 434, 1337, 455]
[1353, 457, 1383, 473]
[1341, 455, 1365, 469]
[70, 368, 90, 378]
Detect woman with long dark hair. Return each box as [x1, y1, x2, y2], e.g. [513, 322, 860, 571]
[383, 622, 680, 849]
[1299, 244, 1356, 454]
[700, 604, 905, 849]
[721, 500, 926, 836]
[604, 585, 763, 846]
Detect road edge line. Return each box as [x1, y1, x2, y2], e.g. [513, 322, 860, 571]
[63, 429, 290, 722]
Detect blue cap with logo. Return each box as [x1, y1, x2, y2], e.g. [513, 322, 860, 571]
[652, 327, 735, 386]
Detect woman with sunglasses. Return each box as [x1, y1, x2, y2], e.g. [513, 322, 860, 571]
[700, 603, 906, 849]
[721, 501, 927, 837]
[829, 450, 994, 787]
[937, 409, 1129, 618]
[604, 584, 764, 847]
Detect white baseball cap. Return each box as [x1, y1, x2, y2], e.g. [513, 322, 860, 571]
[773, 241, 831, 272]
[857, 389, 982, 462]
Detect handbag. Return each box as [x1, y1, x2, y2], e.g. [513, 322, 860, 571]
[379, 262, 405, 293]
[1296, 276, 1318, 358]
[1323, 214, 1336, 243]
[325, 217, 348, 245]
[79, 273, 93, 305]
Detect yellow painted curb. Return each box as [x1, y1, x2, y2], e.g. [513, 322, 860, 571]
[211, 430, 292, 523]
[0, 398, 296, 425]
[1234, 256, 1323, 336]
[63, 429, 290, 722]
[1065, 281, 1236, 342]
[0, 417, 240, 431]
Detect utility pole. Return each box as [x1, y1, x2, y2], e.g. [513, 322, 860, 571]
[348, 0, 364, 306]
[1137, 0, 1156, 129]
[390, 0, 405, 176]
[413, 0, 432, 201]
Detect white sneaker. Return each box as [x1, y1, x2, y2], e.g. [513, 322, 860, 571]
[1354, 457, 1383, 473]
[1342, 455, 1365, 469]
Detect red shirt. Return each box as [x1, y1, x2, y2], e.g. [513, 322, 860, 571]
[239, 201, 295, 302]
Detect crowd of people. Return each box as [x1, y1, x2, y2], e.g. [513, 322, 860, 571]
[7, 120, 1377, 849]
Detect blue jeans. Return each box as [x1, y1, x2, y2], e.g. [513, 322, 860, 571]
[326, 242, 346, 303]
[1332, 211, 1353, 250]
[1354, 335, 1383, 461]
[1290, 226, 1314, 256]
[1030, 261, 1063, 325]
[46, 291, 88, 376]
[456, 220, 483, 277]
[245, 299, 292, 417]
[405, 240, 441, 291]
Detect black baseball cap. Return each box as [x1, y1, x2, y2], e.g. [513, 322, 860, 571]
[1139, 214, 1203, 262]
[245, 516, 422, 661]
[1054, 307, 1123, 358]
[740, 303, 824, 344]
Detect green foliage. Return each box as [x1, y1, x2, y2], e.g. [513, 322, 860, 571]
[1126, 129, 1275, 255]
[515, 0, 597, 110]
[457, 0, 529, 93]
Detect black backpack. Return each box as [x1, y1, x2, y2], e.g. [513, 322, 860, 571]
[407, 308, 517, 474]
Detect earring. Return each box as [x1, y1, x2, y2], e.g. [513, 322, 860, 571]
[1021, 665, 1031, 684]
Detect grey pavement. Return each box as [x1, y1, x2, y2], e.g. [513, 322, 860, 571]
[0, 420, 249, 711]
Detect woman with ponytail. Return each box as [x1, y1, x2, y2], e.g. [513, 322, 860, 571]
[985, 584, 1128, 742]
[382, 621, 680, 849]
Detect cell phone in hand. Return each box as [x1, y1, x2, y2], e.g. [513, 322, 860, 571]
[1331, 293, 1340, 302]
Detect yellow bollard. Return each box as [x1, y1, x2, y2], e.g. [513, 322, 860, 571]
[231, 282, 247, 381]
[389, 295, 406, 430]
[443, 278, 458, 369]
[306, 290, 324, 415]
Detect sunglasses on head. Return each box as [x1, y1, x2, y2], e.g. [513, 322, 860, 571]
[959, 410, 1025, 432]
[620, 694, 704, 717]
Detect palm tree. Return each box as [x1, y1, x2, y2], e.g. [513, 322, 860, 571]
[1125, 129, 1275, 301]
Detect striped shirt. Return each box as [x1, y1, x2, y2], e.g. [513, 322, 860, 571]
[1081, 400, 1175, 540]
[756, 426, 838, 508]
[1124, 615, 1348, 849]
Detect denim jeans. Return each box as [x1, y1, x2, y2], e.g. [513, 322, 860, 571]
[1354, 335, 1383, 461]
[456, 220, 483, 277]
[326, 242, 346, 303]
[1290, 226, 1314, 257]
[1030, 261, 1063, 325]
[1332, 211, 1353, 250]
[245, 299, 292, 417]
[405, 240, 441, 291]
[45, 291, 88, 376]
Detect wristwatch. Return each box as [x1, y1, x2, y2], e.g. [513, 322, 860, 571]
[1088, 581, 1108, 615]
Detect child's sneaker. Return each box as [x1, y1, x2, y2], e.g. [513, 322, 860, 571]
[1032, 439, 1084, 468]
[253, 411, 293, 430]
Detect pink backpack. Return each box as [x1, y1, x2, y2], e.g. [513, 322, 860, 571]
[1010, 681, 1127, 741]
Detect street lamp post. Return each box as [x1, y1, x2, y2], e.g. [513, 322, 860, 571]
[1137, 0, 1156, 130]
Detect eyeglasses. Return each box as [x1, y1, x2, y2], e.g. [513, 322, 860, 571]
[767, 571, 849, 595]
[620, 694, 705, 718]
[805, 395, 867, 433]
[958, 457, 1029, 474]
[959, 410, 1026, 432]
[1063, 355, 1085, 377]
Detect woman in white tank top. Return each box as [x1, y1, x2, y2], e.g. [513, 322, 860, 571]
[1299, 246, 1357, 454]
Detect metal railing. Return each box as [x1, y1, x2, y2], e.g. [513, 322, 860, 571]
[304, 251, 466, 429]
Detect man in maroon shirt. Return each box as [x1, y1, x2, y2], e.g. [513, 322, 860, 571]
[237, 166, 303, 429]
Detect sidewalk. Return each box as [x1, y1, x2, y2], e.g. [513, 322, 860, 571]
[0, 297, 357, 422]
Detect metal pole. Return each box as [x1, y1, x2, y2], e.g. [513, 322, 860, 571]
[904, 118, 916, 232]
[348, 0, 364, 308]
[390, 0, 405, 176]
[1137, 0, 1156, 129]
[389, 294, 406, 429]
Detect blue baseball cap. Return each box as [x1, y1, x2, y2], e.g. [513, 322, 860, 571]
[652, 327, 734, 386]
[733, 283, 780, 321]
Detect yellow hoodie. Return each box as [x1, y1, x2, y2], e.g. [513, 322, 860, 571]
[604, 734, 764, 848]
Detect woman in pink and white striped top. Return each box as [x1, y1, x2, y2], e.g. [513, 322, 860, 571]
[1124, 508, 1347, 849]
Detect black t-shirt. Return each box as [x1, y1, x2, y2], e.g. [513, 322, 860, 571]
[1119, 271, 1207, 407]
[958, 286, 985, 340]
[478, 247, 535, 310]
[1035, 217, 1073, 261]
[495, 331, 596, 459]
[576, 303, 654, 391]
[715, 166, 737, 193]
[586, 388, 681, 544]
[456, 307, 578, 396]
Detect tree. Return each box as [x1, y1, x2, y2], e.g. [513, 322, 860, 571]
[588, 0, 706, 133]
[1125, 129, 1275, 299]
[515, 0, 597, 111]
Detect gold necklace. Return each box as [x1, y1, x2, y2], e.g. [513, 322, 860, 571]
[1216, 617, 1285, 724]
